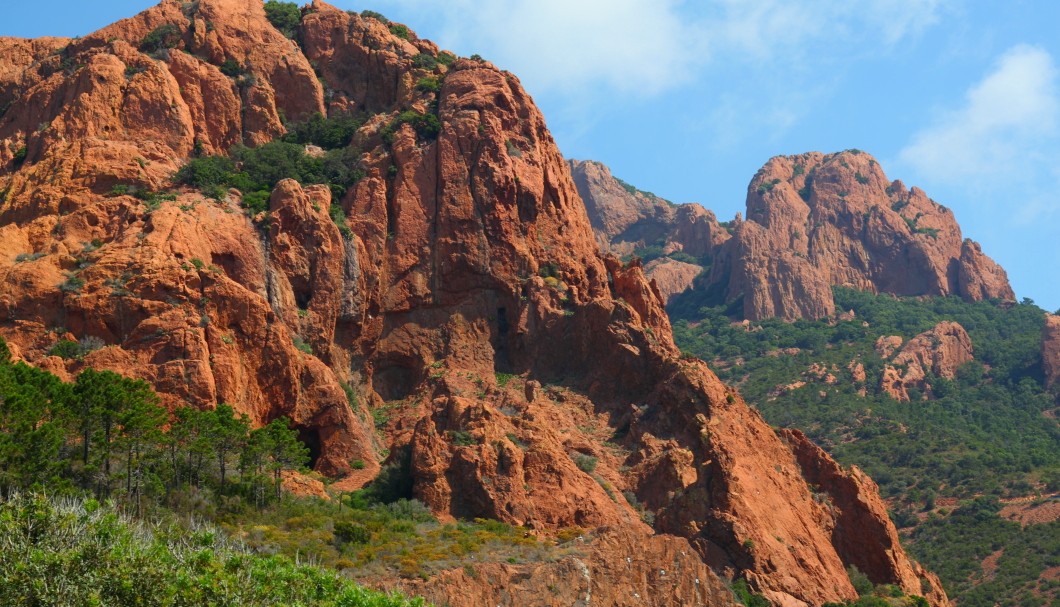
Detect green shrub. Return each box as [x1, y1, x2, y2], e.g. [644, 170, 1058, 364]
[140, 24, 181, 54]
[293, 337, 313, 354]
[48, 339, 81, 359]
[219, 58, 248, 77]
[282, 112, 361, 150]
[59, 275, 84, 293]
[448, 430, 476, 446]
[572, 453, 597, 473]
[264, 1, 302, 39]
[360, 10, 390, 24]
[411, 53, 438, 70]
[382, 111, 441, 145]
[731, 578, 769, 607]
[415, 76, 441, 93]
[12, 146, 27, 166]
[389, 24, 410, 40]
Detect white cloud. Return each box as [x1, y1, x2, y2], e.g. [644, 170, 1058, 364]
[364, 0, 947, 101]
[368, 0, 702, 99]
[899, 45, 1060, 185]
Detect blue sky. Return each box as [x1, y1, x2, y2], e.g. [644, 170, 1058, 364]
[6, 1, 1060, 310]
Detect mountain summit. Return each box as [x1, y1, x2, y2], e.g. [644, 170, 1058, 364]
[0, 2, 948, 604]
[576, 152, 1013, 321]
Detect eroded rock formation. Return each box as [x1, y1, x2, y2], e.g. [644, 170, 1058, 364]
[707, 152, 1014, 320]
[1044, 314, 1060, 390]
[0, 2, 948, 604]
[576, 154, 1014, 321]
[879, 322, 974, 401]
[570, 159, 728, 302]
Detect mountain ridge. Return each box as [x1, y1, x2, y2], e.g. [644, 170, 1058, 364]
[0, 1, 948, 604]
[573, 152, 1014, 322]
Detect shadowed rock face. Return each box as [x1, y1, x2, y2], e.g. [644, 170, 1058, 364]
[569, 159, 729, 302]
[0, 1, 948, 604]
[574, 154, 1013, 322]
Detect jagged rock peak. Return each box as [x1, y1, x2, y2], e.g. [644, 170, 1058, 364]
[569, 158, 729, 302]
[0, 5, 949, 605]
[707, 150, 1014, 320]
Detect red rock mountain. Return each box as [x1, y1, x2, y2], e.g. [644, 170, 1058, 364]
[0, 2, 948, 605]
[570, 159, 730, 302]
[578, 153, 1014, 321]
[878, 322, 974, 402]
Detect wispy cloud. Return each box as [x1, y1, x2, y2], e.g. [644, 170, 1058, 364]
[366, 0, 947, 101]
[369, 0, 703, 99]
[899, 45, 1060, 188]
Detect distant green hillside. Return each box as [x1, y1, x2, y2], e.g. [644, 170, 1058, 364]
[671, 288, 1060, 607]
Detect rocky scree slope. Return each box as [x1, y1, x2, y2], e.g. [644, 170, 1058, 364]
[577, 152, 1013, 321]
[0, 1, 946, 605]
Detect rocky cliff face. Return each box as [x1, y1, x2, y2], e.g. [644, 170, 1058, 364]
[878, 322, 974, 401]
[570, 159, 729, 302]
[710, 151, 1014, 320]
[0, 2, 947, 605]
[1044, 314, 1060, 390]
[577, 154, 1014, 321]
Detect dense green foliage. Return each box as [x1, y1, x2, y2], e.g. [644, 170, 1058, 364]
[0, 337, 555, 584]
[0, 345, 308, 508]
[0, 494, 425, 606]
[381, 111, 442, 145]
[910, 497, 1058, 607]
[264, 1, 302, 40]
[175, 113, 365, 218]
[140, 24, 181, 55]
[672, 288, 1059, 501]
[670, 287, 1060, 606]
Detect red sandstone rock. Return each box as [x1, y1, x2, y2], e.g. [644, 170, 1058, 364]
[879, 322, 974, 401]
[645, 257, 703, 303]
[570, 158, 730, 259]
[0, 2, 949, 605]
[705, 152, 1013, 320]
[1043, 314, 1060, 389]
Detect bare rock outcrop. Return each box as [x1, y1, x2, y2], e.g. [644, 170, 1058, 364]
[1044, 314, 1060, 389]
[880, 322, 974, 401]
[569, 159, 728, 298]
[0, 2, 949, 605]
[701, 152, 1015, 320]
[645, 257, 703, 303]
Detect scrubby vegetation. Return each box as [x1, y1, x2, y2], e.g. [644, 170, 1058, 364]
[910, 497, 1059, 607]
[175, 112, 365, 218]
[0, 336, 552, 587]
[140, 24, 181, 56]
[670, 287, 1060, 606]
[0, 494, 425, 607]
[264, 1, 302, 40]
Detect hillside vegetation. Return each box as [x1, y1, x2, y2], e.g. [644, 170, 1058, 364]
[0, 493, 424, 607]
[671, 288, 1060, 607]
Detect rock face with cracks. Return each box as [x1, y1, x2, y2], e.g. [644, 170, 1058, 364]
[706, 151, 1014, 320]
[1043, 314, 1060, 390]
[878, 322, 974, 402]
[0, 1, 949, 605]
[574, 155, 1013, 322]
